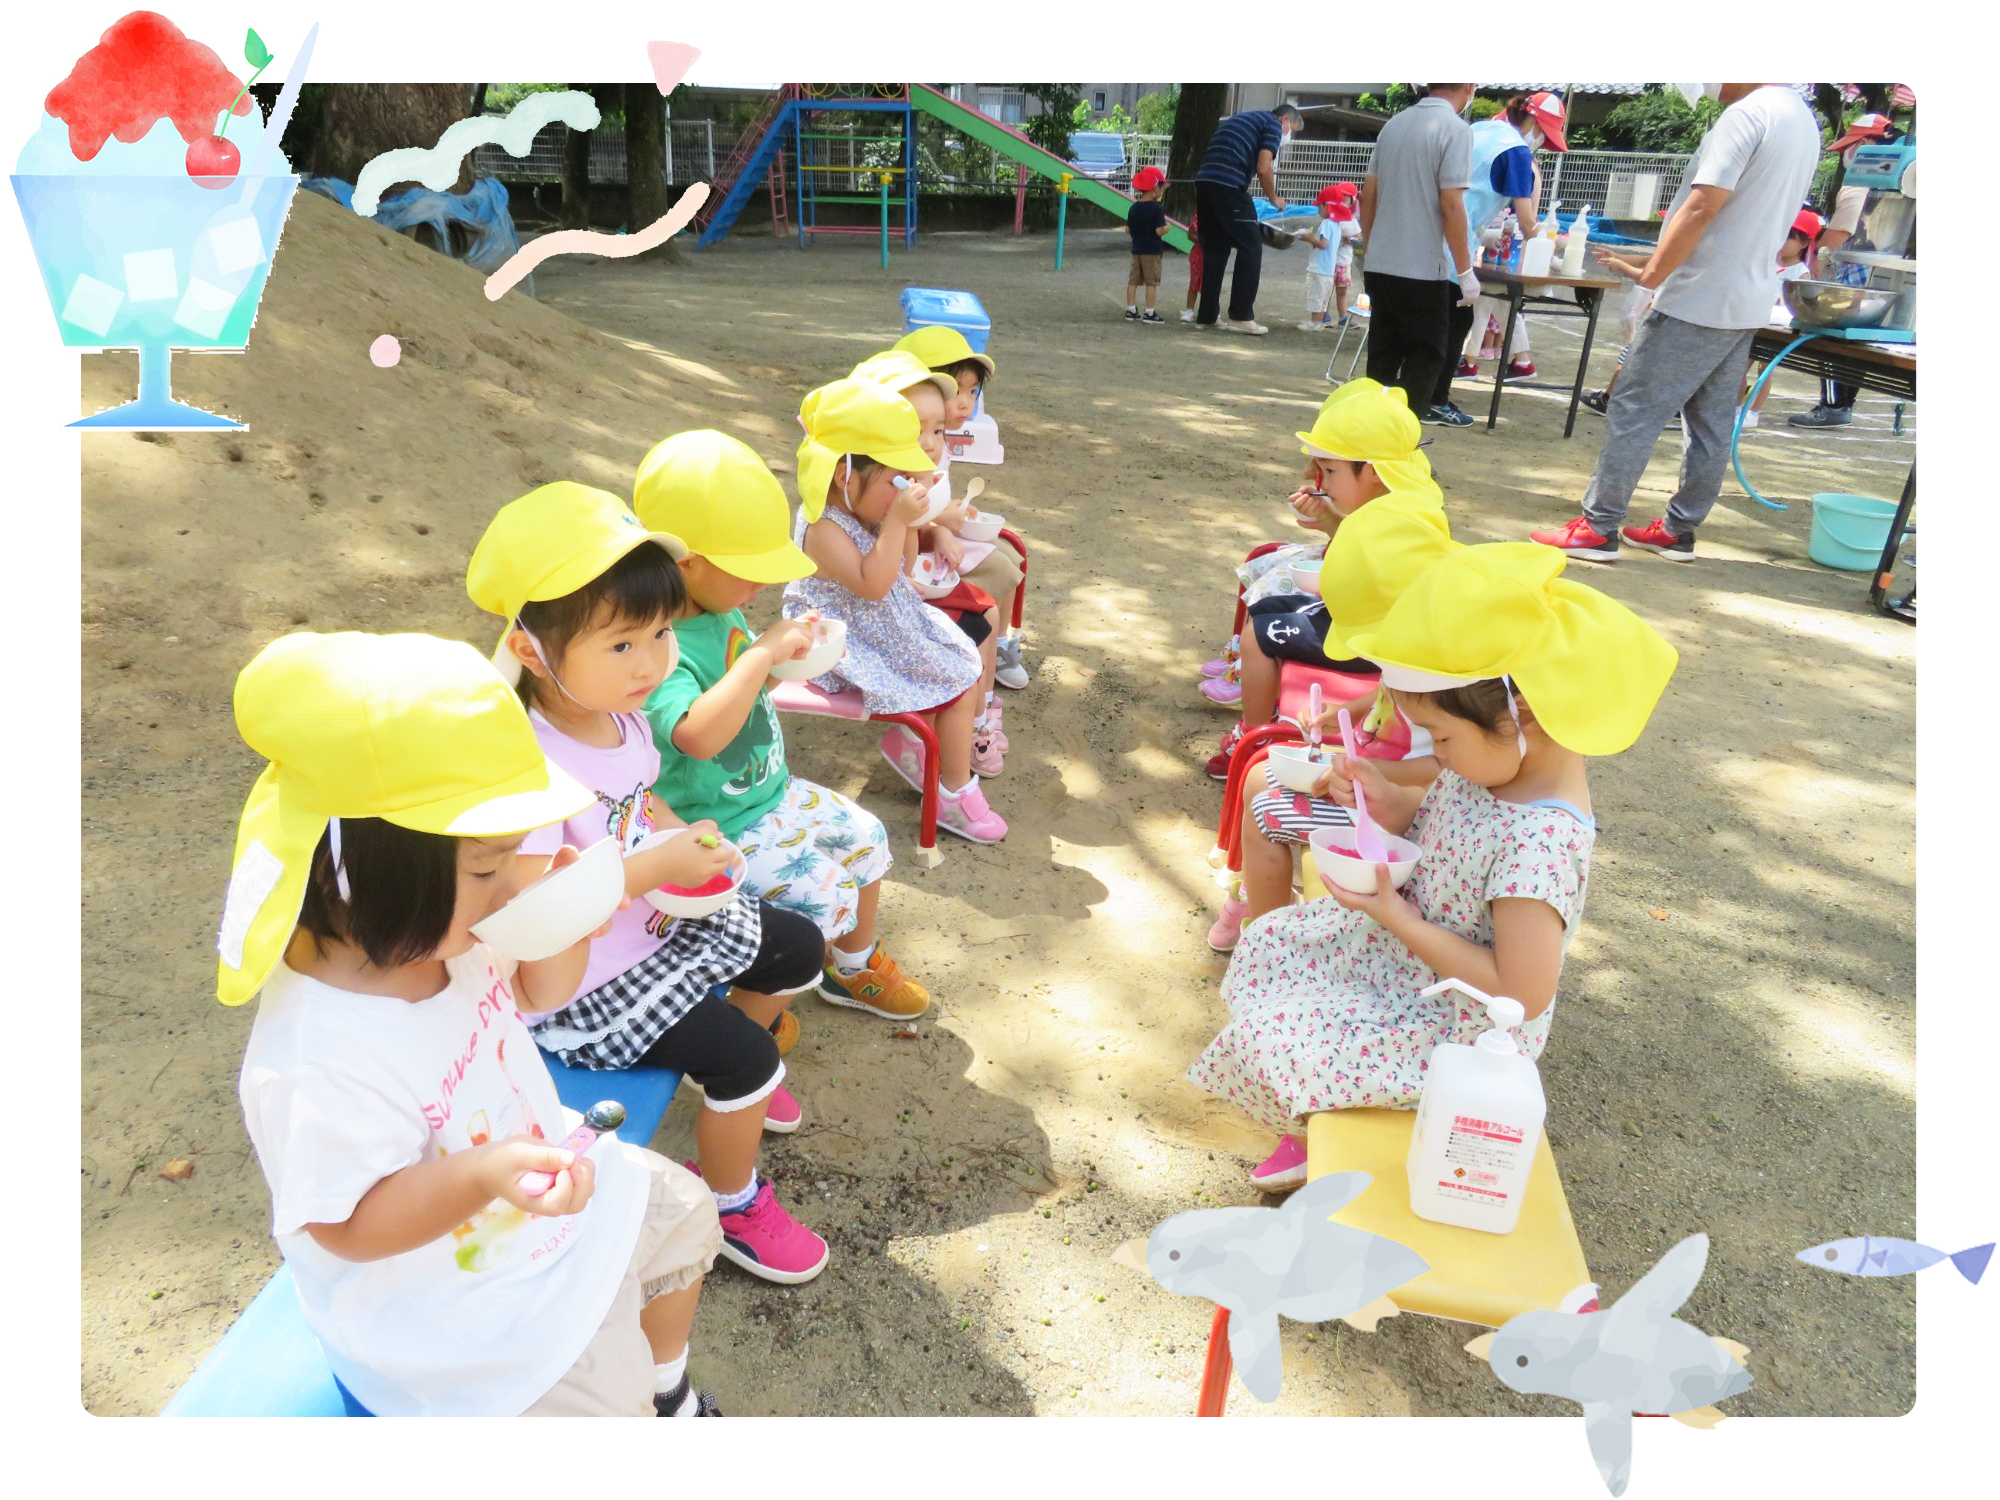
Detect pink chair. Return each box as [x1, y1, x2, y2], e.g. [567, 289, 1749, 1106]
[768, 681, 943, 868]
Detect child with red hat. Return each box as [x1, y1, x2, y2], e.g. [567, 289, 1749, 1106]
[1298, 182, 1362, 332]
[1124, 166, 1170, 324]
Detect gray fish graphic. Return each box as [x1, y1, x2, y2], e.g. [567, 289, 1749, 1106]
[1113, 1171, 1428, 1402]
[1798, 1235, 1991, 1284]
[1466, 1233, 1750, 1496]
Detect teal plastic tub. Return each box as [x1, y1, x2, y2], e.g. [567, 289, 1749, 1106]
[1809, 492, 1899, 572]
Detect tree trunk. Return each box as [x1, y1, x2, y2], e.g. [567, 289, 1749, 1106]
[1166, 84, 1226, 221]
[560, 83, 623, 230]
[309, 84, 475, 191]
[622, 83, 683, 263]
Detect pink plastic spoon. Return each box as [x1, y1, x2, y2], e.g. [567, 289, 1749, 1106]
[1338, 708, 1390, 863]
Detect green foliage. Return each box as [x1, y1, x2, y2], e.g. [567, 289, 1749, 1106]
[1595, 86, 1720, 153]
[1468, 97, 1503, 122]
[1015, 83, 1085, 159]
[1135, 86, 1178, 138]
[1356, 84, 1418, 116]
[484, 82, 577, 113]
[1073, 100, 1134, 133]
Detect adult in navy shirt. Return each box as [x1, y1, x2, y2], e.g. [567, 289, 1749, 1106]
[1193, 103, 1301, 334]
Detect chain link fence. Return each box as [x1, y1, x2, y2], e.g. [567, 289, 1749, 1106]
[469, 122, 723, 187]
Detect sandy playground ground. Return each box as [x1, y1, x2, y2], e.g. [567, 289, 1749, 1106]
[81, 194, 1916, 1417]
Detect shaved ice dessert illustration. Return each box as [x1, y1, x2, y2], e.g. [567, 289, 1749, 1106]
[12, 12, 308, 429]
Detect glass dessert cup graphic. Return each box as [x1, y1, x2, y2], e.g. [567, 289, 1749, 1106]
[12, 170, 298, 430]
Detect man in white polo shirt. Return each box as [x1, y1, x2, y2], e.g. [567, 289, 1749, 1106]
[1532, 83, 1819, 563]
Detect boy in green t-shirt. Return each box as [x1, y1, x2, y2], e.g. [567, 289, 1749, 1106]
[635, 430, 930, 1026]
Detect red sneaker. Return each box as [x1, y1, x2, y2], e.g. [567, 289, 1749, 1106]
[1455, 357, 1479, 378]
[1530, 516, 1619, 561]
[1505, 357, 1537, 381]
[1206, 723, 1245, 782]
[1622, 518, 1695, 560]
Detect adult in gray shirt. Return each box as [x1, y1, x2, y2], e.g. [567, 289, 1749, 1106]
[1358, 84, 1482, 415]
[1533, 83, 1819, 563]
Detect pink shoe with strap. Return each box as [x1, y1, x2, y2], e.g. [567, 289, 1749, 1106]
[1207, 890, 1250, 953]
[1250, 1134, 1309, 1194]
[939, 780, 1007, 843]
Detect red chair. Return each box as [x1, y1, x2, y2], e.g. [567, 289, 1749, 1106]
[996, 528, 1029, 633]
[768, 681, 943, 868]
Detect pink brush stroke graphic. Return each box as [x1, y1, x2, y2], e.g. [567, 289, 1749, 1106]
[647, 41, 700, 95]
[483, 182, 710, 300]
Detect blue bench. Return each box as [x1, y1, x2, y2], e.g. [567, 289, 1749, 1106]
[161, 1056, 685, 1416]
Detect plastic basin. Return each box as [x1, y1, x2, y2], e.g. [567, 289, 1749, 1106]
[1808, 492, 1899, 572]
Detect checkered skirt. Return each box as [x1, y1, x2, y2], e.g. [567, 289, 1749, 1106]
[527, 887, 764, 1070]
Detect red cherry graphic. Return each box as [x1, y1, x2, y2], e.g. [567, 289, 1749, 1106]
[185, 134, 241, 189]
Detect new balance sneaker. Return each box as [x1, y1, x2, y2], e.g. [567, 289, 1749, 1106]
[1788, 403, 1852, 428]
[939, 781, 1007, 843]
[1580, 388, 1610, 415]
[682, 1079, 803, 1134]
[819, 943, 930, 1018]
[971, 726, 1005, 777]
[1505, 357, 1537, 381]
[713, 1180, 830, 1284]
[1622, 517, 1695, 561]
[1455, 357, 1479, 378]
[654, 1378, 725, 1416]
[1206, 722, 1245, 781]
[1124, 307, 1141, 321]
[1531, 516, 1619, 560]
[1207, 890, 1250, 954]
[1250, 1135, 1309, 1194]
[1424, 402, 1475, 427]
[878, 723, 928, 794]
[995, 634, 1030, 690]
[770, 1008, 799, 1057]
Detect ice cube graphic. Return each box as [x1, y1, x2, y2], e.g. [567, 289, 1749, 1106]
[201, 208, 267, 276]
[60, 274, 125, 338]
[173, 278, 238, 340]
[123, 248, 179, 303]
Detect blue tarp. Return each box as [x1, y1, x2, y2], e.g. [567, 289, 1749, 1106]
[303, 174, 524, 275]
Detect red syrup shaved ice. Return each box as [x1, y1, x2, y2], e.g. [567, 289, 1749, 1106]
[660, 873, 735, 898]
[44, 11, 252, 166]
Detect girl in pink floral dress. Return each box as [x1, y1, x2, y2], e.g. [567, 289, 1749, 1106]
[1189, 544, 1677, 1193]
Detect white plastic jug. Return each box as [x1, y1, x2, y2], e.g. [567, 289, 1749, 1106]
[1520, 217, 1557, 278]
[1559, 203, 1593, 278]
[1406, 978, 1547, 1234]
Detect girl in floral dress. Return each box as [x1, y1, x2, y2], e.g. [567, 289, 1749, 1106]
[1190, 544, 1678, 1193]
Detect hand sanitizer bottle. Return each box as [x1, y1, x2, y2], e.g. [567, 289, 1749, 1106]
[1406, 978, 1547, 1234]
[1559, 204, 1593, 277]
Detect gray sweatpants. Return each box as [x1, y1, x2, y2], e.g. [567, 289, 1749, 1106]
[1581, 309, 1756, 540]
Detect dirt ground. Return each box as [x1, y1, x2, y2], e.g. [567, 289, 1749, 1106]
[81, 194, 1916, 1417]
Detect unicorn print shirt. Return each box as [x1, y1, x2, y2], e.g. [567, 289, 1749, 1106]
[239, 945, 648, 1415]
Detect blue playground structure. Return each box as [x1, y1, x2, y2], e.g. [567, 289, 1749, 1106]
[697, 85, 918, 250]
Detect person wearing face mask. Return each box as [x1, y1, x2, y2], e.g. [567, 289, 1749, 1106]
[1358, 84, 1480, 413]
[1192, 102, 1303, 335]
[1791, 112, 1906, 428]
[1532, 83, 1818, 564]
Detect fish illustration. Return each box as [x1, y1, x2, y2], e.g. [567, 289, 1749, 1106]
[1111, 1171, 1427, 1402]
[1798, 1235, 1991, 1284]
[1466, 1233, 1750, 1496]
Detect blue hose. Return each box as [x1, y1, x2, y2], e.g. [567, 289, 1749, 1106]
[1730, 333, 1815, 511]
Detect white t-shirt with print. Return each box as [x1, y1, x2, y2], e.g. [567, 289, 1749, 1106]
[239, 946, 648, 1416]
[1651, 86, 1820, 330]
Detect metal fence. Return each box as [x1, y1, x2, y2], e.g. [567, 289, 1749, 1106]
[469, 121, 721, 186]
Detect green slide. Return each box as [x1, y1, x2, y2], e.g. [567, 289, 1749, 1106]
[909, 84, 1193, 254]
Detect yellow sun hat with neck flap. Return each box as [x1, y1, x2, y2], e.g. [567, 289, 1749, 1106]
[1344, 543, 1677, 755]
[794, 376, 936, 522]
[850, 350, 956, 403]
[1296, 378, 1439, 502]
[216, 632, 594, 1006]
[1318, 501, 1458, 661]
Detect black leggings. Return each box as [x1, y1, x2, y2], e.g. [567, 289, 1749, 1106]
[634, 900, 822, 1104]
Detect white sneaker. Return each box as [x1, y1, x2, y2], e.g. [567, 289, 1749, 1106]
[1223, 319, 1269, 336]
[1296, 321, 1319, 333]
[1179, 309, 1196, 323]
[1740, 409, 1761, 429]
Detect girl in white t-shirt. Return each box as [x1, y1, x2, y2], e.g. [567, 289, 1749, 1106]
[222, 630, 726, 1416]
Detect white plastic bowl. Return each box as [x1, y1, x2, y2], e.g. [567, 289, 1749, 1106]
[910, 553, 961, 599]
[1289, 561, 1323, 596]
[1309, 824, 1423, 896]
[766, 617, 847, 682]
[470, 836, 625, 962]
[959, 510, 1005, 544]
[638, 831, 748, 919]
[1267, 743, 1336, 794]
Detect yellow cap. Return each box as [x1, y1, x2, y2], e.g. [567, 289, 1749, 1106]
[216, 632, 593, 1005]
[1318, 497, 1457, 660]
[1345, 544, 1677, 755]
[850, 349, 956, 403]
[1296, 379, 1435, 497]
[633, 430, 815, 585]
[893, 325, 995, 379]
[794, 377, 937, 522]
[466, 481, 687, 682]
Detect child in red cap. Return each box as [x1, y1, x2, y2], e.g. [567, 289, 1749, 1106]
[1125, 165, 1170, 324]
[1298, 183, 1362, 331]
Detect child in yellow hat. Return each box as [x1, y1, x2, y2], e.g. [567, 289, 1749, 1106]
[468, 482, 832, 1286]
[783, 377, 1006, 845]
[632, 428, 932, 1024]
[894, 325, 1030, 693]
[1190, 544, 1675, 1195]
[221, 630, 727, 1416]
[1202, 380, 1445, 779]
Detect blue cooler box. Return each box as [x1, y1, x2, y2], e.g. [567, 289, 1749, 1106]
[899, 286, 1002, 463]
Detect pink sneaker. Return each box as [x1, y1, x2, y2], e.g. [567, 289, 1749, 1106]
[939, 781, 1007, 843]
[1199, 671, 1243, 708]
[878, 723, 928, 794]
[1201, 639, 1240, 677]
[1207, 891, 1250, 953]
[1251, 1134, 1309, 1194]
[716, 1181, 831, 1284]
[971, 727, 1005, 777]
[984, 699, 1010, 753]
[679, 1079, 802, 1135]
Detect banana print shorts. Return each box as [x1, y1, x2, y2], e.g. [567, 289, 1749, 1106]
[732, 777, 892, 942]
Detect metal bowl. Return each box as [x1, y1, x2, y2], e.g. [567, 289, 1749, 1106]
[1782, 278, 1902, 331]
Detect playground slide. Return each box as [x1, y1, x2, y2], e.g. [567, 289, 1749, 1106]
[908, 85, 1194, 254]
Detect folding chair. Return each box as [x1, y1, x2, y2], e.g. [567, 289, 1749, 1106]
[161, 1057, 686, 1416]
[768, 681, 943, 868]
[1323, 297, 1372, 385]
